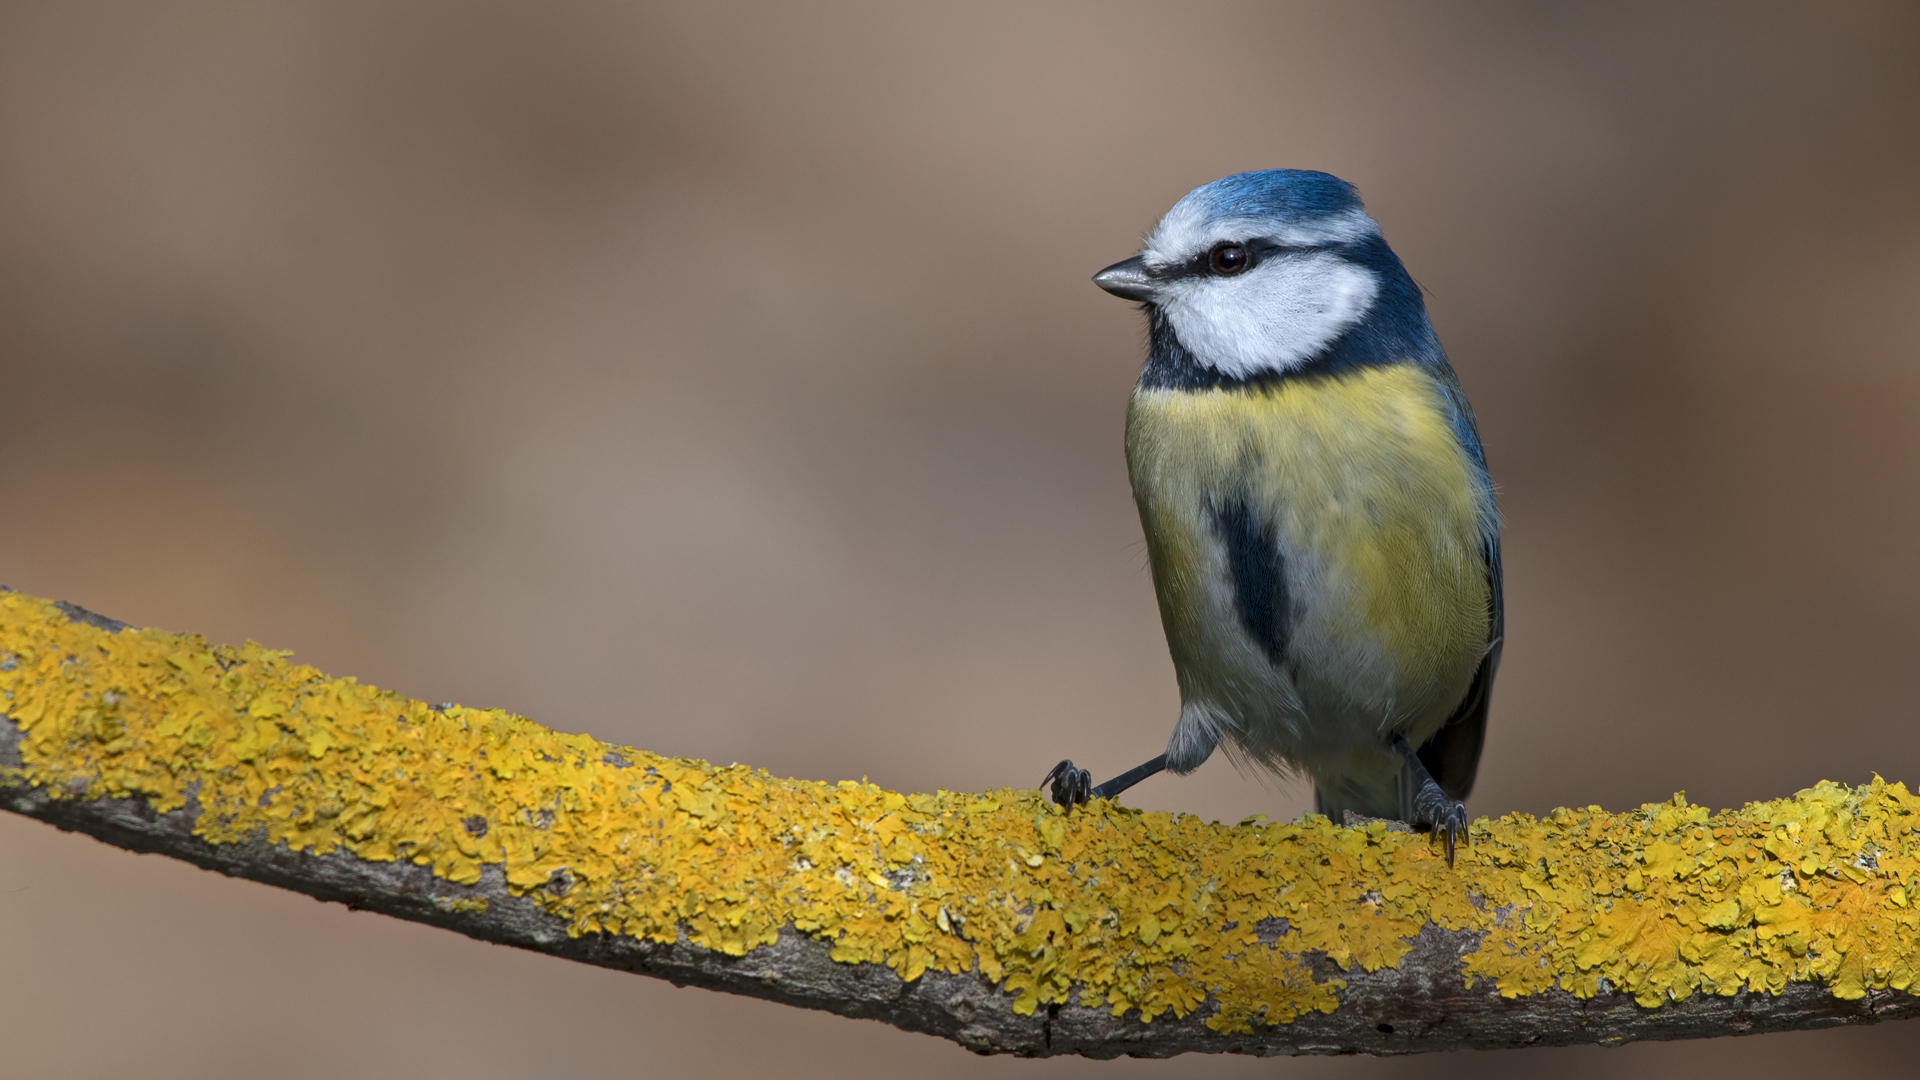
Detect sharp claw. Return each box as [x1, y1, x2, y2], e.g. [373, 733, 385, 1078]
[1041, 759, 1093, 809]
[1410, 778, 1469, 867]
[1039, 760, 1069, 791]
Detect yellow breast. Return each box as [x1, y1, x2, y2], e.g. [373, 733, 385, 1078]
[1127, 363, 1493, 706]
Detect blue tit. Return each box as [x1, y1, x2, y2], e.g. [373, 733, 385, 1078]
[1043, 169, 1501, 860]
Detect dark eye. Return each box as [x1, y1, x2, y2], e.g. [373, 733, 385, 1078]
[1209, 242, 1249, 275]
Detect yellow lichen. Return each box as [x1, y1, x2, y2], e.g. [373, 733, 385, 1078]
[3, 589, 1919, 1030]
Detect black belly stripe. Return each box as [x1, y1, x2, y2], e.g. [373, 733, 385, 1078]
[1209, 497, 1291, 665]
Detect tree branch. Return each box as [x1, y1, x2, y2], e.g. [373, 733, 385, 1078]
[2, 588, 1917, 1057]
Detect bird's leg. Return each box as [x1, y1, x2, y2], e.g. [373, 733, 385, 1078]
[1393, 735, 1468, 865]
[1041, 754, 1168, 809]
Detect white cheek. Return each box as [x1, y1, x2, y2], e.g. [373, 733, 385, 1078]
[1161, 255, 1380, 377]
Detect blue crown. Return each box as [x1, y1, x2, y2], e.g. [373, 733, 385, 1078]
[1179, 169, 1364, 224]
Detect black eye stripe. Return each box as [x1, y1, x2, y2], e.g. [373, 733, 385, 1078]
[1174, 238, 1313, 279]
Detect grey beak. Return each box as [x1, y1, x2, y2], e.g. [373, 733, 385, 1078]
[1092, 255, 1156, 301]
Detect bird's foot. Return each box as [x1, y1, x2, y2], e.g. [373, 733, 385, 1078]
[1410, 778, 1468, 867]
[1040, 754, 1169, 809]
[1041, 760, 1093, 808]
[1393, 735, 1469, 867]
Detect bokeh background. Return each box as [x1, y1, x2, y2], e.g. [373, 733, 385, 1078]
[3, 2, 1919, 1076]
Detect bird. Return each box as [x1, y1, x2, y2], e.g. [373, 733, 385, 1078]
[1042, 169, 1501, 862]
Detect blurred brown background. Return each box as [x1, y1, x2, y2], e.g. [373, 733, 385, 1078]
[3, 2, 1919, 1076]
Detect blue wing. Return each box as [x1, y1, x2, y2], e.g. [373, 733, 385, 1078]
[1417, 362, 1502, 800]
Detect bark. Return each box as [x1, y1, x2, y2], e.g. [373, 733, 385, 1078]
[3, 594, 1917, 1057]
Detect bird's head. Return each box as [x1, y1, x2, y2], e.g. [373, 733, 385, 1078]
[1096, 170, 1421, 379]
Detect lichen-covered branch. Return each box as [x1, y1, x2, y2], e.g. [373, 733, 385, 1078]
[2, 589, 1918, 1056]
